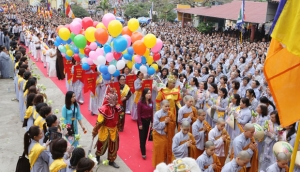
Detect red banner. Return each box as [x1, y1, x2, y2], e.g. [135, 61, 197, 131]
[107, 82, 122, 105]
[125, 75, 137, 93]
[73, 65, 84, 83]
[142, 79, 153, 92]
[83, 72, 98, 94]
[90, 64, 97, 72]
[63, 59, 73, 79]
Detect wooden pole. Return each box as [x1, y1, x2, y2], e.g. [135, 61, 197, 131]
[289, 122, 300, 172]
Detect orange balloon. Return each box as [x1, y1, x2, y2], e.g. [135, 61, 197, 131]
[94, 28, 109, 44]
[122, 26, 132, 36]
[133, 40, 146, 56]
[131, 32, 143, 43]
[56, 25, 64, 33]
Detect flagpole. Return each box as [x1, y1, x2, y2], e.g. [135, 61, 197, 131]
[289, 122, 300, 172]
[240, 30, 242, 44]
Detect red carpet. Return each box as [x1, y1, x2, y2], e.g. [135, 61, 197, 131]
[28, 52, 154, 172]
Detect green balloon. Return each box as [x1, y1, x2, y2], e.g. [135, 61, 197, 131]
[70, 33, 75, 42]
[79, 53, 86, 59]
[110, 60, 117, 66]
[59, 45, 67, 53]
[74, 34, 87, 49]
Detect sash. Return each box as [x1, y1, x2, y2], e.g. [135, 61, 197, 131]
[216, 96, 225, 118]
[23, 80, 28, 90]
[34, 115, 45, 130]
[121, 84, 130, 98]
[49, 158, 67, 172]
[18, 77, 24, 90]
[177, 133, 198, 159]
[134, 90, 142, 104]
[215, 129, 231, 158]
[28, 143, 46, 169]
[204, 154, 222, 172]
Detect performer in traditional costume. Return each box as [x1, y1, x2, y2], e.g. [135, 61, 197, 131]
[177, 95, 197, 131]
[92, 86, 121, 168]
[118, 75, 131, 132]
[172, 120, 198, 160]
[196, 141, 222, 172]
[230, 123, 258, 172]
[208, 118, 230, 166]
[192, 109, 212, 157]
[222, 150, 251, 172]
[156, 74, 182, 126]
[152, 100, 176, 167]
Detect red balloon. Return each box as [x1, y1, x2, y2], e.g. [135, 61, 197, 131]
[131, 32, 143, 43]
[122, 26, 132, 36]
[94, 28, 109, 44]
[80, 29, 85, 35]
[87, 41, 91, 46]
[113, 52, 122, 60]
[73, 54, 81, 62]
[82, 17, 94, 30]
[133, 40, 146, 56]
[84, 48, 91, 56]
[153, 53, 161, 61]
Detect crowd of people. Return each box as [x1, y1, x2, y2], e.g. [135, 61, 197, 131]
[1, 1, 299, 172]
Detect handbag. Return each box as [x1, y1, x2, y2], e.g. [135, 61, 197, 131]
[15, 152, 30, 172]
[148, 128, 153, 141]
[36, 46, 41, 50]
[67, 105, 76, 136]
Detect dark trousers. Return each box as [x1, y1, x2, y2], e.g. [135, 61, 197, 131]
[138, 118, 151, 155]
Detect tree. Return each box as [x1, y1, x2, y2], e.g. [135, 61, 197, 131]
[71, 5, 90, 18]
[96, 0, 112, 14]
[151, 0, 176, 21]
[124, 2, 150, 19]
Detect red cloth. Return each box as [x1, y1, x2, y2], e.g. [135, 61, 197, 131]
[137, 101, 153, 126]
[98, 105, 121, 128]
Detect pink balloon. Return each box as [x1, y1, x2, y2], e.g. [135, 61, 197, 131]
[89, 51, 97, 60]
[89, 42, 97, 50]
[70, 21, 82, 34]
[73, 18, 82, 24]
[102, 13, 116, 27]
[87, 58, 94, 65]
[95, 48, 104, 56]
[93, 21, 99, 27]
[123, 35, 132, 47]
[106, 52, 114, 62]
[134, 55, 141, 63]
[151, 39, 163, 53]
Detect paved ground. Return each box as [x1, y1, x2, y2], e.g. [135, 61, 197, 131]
[0, 63, 132, 172]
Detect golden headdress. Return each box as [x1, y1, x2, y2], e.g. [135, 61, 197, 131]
[167, 75, 176, 83]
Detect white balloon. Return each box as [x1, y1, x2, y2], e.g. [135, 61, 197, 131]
[97, 55, 106, 66]
[81, 57, 88, 64]
[93, 59, 101, 65]
[140, 65, 147, 74]
[108, 65, 117, 74]
[116, 60, 126, 70]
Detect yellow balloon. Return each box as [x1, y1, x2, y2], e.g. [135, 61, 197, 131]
[58, 27, 70, 41]
[66, 49, 74, 57]
[65, 44, 70, 50]
[151, 63, 158, 71]
[144, 48, 150, 57]
[122, 49, 128, 54]
[108, 20, 123, 38]
[85, 27, 96, 42]
[128, 18, 139, 32]
[127, 61, 133, 69]
[143, 34, 157, 48]
[146, 56, 154, 65]
[96, 22, 106, 30]
[79, 48, 84, 54]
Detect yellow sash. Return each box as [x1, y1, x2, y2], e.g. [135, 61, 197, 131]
[216, 96, 225, 118]
[28, 143, 46, 169]
[23, 80, 28, 90]
[18, 77, 24, 90]
[134, 90, 142, 104]
[121, 84, 130, 98]
[24, 106, 37, 119]
[15, 62, 19, 70]
[49, 158, 67, 172]
[34, 116, 45, 130]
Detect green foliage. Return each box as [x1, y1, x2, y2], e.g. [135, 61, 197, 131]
[159, 10, 177, 22]
[197, 22, 214, 33]
[124, 2, 151, 18]
[96, 0, 112, 13]
[152, 14, 158, 22]
[71, 5, 89, 18]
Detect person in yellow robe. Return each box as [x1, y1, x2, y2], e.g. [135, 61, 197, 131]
[156, 75, 182, 127]
[49, 138, 68, 172]
[152, 100, 176, 167]
[118, 75, 132, 132]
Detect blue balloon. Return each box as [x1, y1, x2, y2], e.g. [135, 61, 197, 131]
[54, 41, 59, 47]
[56, 36, 63, 44]
[96, 42, 102, 47]
[141, 56, 146, 64]
[123, 53, 132, 61]
[135, 63, 141, 70]
[104, 44, 112, 54]
[147, 67, 155, 75]
[82, 63, 90, 70]
[99, 65, 108, 74]
[127, 47, 134, 55]
[65, 55, 72, 60]
[73, 47, 79, 54]
[67, 39, 72, 44]
[113, 36, 127, 53]
[103, 73, 111, 80]
[112, 70, 120, 77]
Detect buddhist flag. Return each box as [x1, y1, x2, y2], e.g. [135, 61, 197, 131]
[236, 0, 245, 30]
[264, 0, 300, 127]
[65, 0, 75, 18]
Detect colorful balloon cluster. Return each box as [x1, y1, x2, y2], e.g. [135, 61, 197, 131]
[55, 13, 163, 80]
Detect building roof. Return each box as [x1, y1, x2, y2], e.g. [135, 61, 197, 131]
[177, 1, 269, 23]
